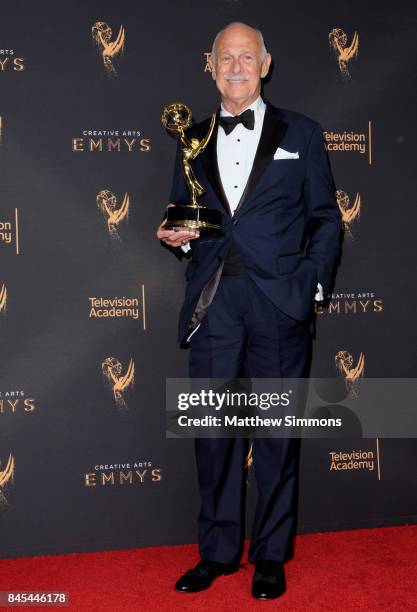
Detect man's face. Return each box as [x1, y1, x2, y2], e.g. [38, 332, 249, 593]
[209, 25, 271, 107]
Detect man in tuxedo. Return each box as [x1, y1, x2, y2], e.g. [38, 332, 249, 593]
[157, 22, 341, 600]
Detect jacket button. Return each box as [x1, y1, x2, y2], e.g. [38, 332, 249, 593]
[232, 218, 239, 226]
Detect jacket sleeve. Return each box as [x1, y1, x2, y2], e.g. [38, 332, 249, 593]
[159, 140, 192, 261]
[304, 123, 343, 295]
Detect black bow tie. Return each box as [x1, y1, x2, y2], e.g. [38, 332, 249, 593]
[218, 109, 255, 135]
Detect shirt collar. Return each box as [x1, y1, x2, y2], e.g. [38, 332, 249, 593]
[220, 94, 265, 118]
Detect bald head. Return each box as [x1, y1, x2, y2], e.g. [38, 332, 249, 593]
[211, 22, 267, 63]
[208, 22, 272, 115]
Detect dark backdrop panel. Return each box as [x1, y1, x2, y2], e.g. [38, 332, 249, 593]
[0, 0, 416, 558]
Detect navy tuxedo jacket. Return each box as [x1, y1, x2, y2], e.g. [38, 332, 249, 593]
[162, 99, 342, 345]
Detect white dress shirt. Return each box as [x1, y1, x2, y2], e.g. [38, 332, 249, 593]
[217, 95, 266, 213]
[180, 94, 323, 302]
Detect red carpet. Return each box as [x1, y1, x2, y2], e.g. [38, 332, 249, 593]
[0, 525, 416, 611]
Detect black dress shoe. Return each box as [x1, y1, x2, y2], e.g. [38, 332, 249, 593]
[252, 560, 286, 600]
[175, 558, 239, 593]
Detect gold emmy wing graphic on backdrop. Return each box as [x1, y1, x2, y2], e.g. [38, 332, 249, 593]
[335, 350, 365, 396]
[92, 22, 125, 75]
[0, 284, 7, 314]
[0, 453, 14, 507]
[102, 357, 135, 409]
[336, 189, 361, 239]
[329, 28, 359, 78]
[97, 190, 130, 239]
[245, 443, 254, 469]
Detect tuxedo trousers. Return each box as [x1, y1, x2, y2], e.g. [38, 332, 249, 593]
[188, 272, 312, 565]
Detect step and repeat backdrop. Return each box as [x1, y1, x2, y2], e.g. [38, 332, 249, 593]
[1, 1, 416, 558]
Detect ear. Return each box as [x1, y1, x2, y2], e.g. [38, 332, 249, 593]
[208, 54, 217, 80]
[260, 53, 272, 79]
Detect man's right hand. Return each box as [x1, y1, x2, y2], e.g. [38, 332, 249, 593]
[156, 203, 200, 248]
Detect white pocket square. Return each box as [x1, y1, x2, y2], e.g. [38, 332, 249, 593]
[274, 147, 299, 160]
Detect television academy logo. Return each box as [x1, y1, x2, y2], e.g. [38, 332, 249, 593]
[97, 190, 130, 239]
[102, 357, 135, 409]
[89, 286, 147, 327]
[335, 350, 365, 396]
[328, 28, 359, 79]
[92, 22, 125, 76]
[0, 50, 25, 72]
[328, 445, 381, 479]
[0, 208, 21, 254]
[0, 453, 14, 507]
[336, 189, 361, 239]
[323, 124, 372, 164]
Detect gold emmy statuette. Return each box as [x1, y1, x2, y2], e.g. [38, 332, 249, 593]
[161, 102, 223, 236]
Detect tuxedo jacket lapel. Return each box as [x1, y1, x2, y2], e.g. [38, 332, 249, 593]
[198, 101, 288, 218]
[234, 101, 288, 215]
[200, 113, 232, 217]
